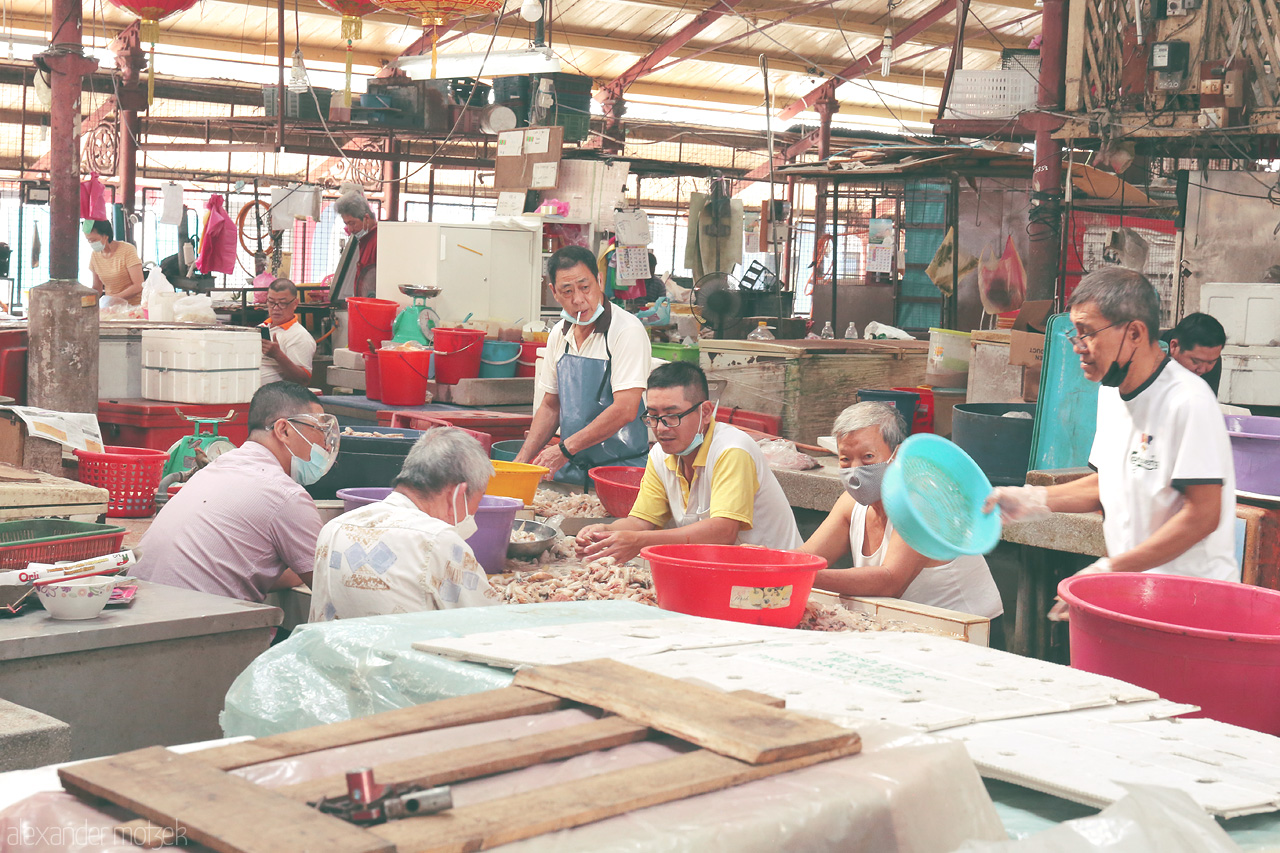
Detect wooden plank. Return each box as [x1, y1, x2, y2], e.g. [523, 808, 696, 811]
[370, 741, 862, 853]
[279, 688, 788, 804]
[512, 660, 858, 765]
[59, 748, 391, 853]
[1063, 0, 1089, 112]
[194, 687, 565, 771]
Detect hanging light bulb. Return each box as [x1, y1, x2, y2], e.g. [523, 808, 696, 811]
[288, 48, 310, 94]
[519, 0, 542, 21]
[880, 27, 894, 77]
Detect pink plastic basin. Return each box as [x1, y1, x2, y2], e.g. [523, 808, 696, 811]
[1058, 572, 1280, 735]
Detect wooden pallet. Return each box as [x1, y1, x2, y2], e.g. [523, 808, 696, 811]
[61, 660, 861, 853]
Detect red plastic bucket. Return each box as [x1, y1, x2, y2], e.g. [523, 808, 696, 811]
[347, 297, 397, 353]
[377, 349, 432, 406]
[588, 466, 646, 518]
[893, 386, 934, 434]
[516, 341, 543, 378]
[363, 351, 382, 401]
[432, 328, 486, 385]
[640, 544, 827, 629]
[1059, 573, 1280, 735]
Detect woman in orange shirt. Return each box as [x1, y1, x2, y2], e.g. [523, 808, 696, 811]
[85, 220, 144, 306]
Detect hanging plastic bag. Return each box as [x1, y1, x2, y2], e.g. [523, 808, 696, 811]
[80, 172, 107, 220]
[978, 235, 1027, 315]
[173, 294, 217, 324]
[926, 227, 978, 296]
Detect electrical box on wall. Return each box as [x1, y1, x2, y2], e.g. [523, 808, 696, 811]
[19, 181, 49, 205]
[1199, 59, 1246, 127]
[1150, 40, 1190, 90]
[1161, 0, 1200, 17]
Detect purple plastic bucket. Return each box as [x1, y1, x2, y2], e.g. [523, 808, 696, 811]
[337, 487, 394, 512]
[1226, 415, 1280, 497]
[466, 496, 523, 573]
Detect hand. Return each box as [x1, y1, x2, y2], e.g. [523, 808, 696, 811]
[574, 523, 610, 554]
[577, 528, 643, 563]
[983, 485, 1051, 523]
[533, 445, 569, 480]
[261, 339, 282, 360]
[1047, 558, 1113, 621]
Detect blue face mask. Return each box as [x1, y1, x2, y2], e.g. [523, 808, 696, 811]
[560, 302, 605, 326]
[674, 404, 716, 457]
[285, 424, 336, 486]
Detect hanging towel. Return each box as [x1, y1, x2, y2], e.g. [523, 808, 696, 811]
[159, 183, 184, 225]
[196, 194, 238, 275]
[30, 223, 40, 268]
[80, 172, 107, 220]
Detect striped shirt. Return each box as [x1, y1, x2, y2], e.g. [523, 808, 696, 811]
[133, 442, 322, 602]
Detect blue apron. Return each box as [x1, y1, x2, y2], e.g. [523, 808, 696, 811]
[553, 326, 649, 485]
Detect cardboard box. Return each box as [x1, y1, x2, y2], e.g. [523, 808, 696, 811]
[1009, 300, 1054, 368]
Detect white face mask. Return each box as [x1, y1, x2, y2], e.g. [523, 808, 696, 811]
[88, 239, 105, 253]
[451, 483, 478, 541]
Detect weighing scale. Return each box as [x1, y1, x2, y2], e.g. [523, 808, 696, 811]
[392, 284, 442, 345]
[162, 410, 238, 478]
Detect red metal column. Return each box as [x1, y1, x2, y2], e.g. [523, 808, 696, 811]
[27, 0, 100, 456]
[1027, 0, 1066, 303]
[114, 23, 147, 243]
[812, 97, 837, 254]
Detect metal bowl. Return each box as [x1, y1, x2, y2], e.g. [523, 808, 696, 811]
[507, 519, 557, 560]
[399, 284, 441, 299]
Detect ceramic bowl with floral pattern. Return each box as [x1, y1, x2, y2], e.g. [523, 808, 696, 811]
[36, 575, 118, 620]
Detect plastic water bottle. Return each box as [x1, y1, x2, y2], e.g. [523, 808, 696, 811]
[819, 322, 835, 339]
[843, 321, 859, 339]
[747, 321, 775, 341]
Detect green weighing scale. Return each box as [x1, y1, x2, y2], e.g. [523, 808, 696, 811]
[162, 409, 238, 478]
[392, 284, 442, 344]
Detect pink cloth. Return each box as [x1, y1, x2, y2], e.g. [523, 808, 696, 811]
[79, 172, 107, 220]
[133, 442, 322, 603]
[196, 193, 239, 275]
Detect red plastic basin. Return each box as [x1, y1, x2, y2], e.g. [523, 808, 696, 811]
[589, 466, 646, 518]
[641, 544, 827, 629]
[1059, 572, 1280, 735]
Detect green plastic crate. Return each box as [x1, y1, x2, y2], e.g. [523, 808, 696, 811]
[651, 342, 700, 364]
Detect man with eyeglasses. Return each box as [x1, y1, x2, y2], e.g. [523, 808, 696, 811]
[987, 269, 1238, 608]
[259, 278, 316, 386]
[133, 382, 339, 603]
[575, 362, 801, 563]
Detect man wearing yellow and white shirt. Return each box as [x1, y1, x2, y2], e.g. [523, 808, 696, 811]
[576, 362, 802, 563]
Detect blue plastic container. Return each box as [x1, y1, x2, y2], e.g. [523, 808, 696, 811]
[478, 340, 520, 379]
[490, 439, 524, 462]
[857, 388, 921, 430]
[882, 433, 1001, 562]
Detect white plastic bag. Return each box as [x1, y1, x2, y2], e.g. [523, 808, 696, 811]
[864, 321, 915, 341]
[757, 438, 820, 470]
[99, 294, 129, 314]
[173, 294, 216, 324]
[141, 266, 174, 310]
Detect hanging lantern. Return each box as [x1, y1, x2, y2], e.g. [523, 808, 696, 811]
[317, 0, 379, 109]
[106, 0, 201, 105]
[369, 0, 502, 78]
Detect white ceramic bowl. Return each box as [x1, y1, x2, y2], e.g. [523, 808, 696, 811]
[36, 575, 117, 620]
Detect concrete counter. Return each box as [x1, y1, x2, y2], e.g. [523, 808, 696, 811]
[1002, 512, 1106, 557]
[773, 461, 845, 513]
[0, 581, 281, 759]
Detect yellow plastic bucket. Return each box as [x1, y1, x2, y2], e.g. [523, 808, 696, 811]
[486, 460, 549, 505]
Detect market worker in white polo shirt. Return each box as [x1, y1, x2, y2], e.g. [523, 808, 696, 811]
[575, 362, 802, 563]
[987, 268, 1238, 615]
[259, 278, 316, 386]
[514, 245, 651, 485]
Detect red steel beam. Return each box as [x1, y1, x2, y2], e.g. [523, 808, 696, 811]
[778, 0, 957, 121]
[596, 0, 752, 102]
[377, 9, 521, 78]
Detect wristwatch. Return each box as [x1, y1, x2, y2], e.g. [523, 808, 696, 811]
[559, 441, 576, 462]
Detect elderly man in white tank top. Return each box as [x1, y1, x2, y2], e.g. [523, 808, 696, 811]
[799, 402, 1004, 622]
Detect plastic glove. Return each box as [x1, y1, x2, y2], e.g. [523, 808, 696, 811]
[984, 485, 1051, 523]
[1048, 557, 1113, 621]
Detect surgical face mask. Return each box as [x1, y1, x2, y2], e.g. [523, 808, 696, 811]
[1099, 322, 1134, 388]
[351, 228, 370, 240]
[559, 302, 604, 326]
[674, 404, 717, 458]
[839, 462, 890, 505]
[283, 420, 337, 486]
[451, 484, 478, 540]
[88, 239, 105, 253]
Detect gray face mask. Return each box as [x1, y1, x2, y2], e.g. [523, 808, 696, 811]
[839, 462, 890, 505]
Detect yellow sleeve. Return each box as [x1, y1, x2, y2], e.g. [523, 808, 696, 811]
[627, 457, 672, 527]
[708, 447, 760, 528]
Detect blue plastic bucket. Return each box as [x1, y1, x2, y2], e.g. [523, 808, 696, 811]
[479, 340, 520, 379]
[856, 388, 921, 429]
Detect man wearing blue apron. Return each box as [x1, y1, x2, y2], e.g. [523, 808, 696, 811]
[515, 246, 651, 485]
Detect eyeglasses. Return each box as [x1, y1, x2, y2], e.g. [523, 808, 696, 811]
[642, 403, 701, 429]
[266, 299, 296, 309]
[1065, 321, 1126, 349]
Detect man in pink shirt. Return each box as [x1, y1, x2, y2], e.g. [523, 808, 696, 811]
[133, 382, 339, 603]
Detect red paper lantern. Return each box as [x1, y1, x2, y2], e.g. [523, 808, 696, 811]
[317, 0, 381, 108]
[107, 0, 201, 104]
[370, 0, 503, 77]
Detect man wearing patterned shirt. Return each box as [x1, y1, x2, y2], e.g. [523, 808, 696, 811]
[309, 427, 500, 621]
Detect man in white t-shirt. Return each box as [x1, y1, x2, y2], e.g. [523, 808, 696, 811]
[513, 245, 651, 484]
[988, 268, 1238, 610]
[260, 278, 316, 386]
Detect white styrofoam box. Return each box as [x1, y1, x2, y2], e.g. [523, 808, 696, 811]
[141, 329, 260, 404]
[99, 334, 143, 399]
[1217, 345, 1280, 406]
[332, 347, 366, 371]
[1200, 282, 1280, 346]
